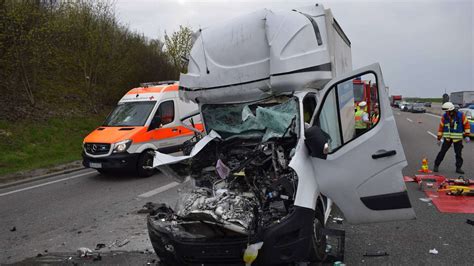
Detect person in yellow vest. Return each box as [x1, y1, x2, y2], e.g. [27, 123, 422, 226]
[371, 105, 380, 126]
[355, 101, 371, 135]
[433, 102, 471, 174]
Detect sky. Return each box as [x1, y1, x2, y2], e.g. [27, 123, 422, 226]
[114, 0, 473, 97]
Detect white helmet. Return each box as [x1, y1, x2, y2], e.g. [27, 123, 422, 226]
[358, 101, 367, 107]
[442, 102, 455, 111]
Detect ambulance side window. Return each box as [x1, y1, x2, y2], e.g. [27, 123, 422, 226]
[155, 100, 175, 126]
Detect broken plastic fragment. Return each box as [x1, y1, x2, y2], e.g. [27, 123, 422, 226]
[419, 198, 432, 203]
[77, 247, 93, 257]
[429, 248, 438, 254]
[216, 159, 230, 179]
[243, 242, 264, 266]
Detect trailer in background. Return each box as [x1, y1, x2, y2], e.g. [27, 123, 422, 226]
[450, 91, 474, 108]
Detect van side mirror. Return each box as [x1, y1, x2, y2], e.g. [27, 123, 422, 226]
[149, 116, 161, 131]
[305, 125, 329, 159]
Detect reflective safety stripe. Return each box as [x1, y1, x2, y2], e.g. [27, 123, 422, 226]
[442, 112, 464, 140]
[355, 110, 367, 129]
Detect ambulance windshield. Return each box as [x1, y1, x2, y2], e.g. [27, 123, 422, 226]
[104, 101, 156, 126]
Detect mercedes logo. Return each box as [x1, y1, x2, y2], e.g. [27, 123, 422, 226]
[92, 144, 98, 153]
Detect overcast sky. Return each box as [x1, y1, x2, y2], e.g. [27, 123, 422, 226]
[115, 0, 473, 97]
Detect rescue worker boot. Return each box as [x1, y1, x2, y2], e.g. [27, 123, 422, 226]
[433, 165, 439, 172]
[456, 168, 465, 174]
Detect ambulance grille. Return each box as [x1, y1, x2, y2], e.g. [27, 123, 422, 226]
[84, 143, 110, 155]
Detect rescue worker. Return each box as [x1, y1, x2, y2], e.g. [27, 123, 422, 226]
[371, 105, 380, 126]
[433, 102, 471, 174]
[355, 101, 371, 135]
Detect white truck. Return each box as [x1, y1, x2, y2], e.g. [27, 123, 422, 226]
[147, 4, 415, 265]
[450, 91, 474, 108]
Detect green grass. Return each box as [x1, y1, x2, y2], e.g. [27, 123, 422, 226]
[0, 115, 105, 176]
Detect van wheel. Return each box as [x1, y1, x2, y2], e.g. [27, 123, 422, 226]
[310, 207, 327, 262]
[137, 150, 156, 177]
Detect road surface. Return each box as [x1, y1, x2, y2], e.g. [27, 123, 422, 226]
[1, 109, 472, 265]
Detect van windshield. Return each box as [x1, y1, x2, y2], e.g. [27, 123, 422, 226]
[103, 101, 156, 126]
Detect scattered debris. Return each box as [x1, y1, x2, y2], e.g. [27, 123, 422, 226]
[117, 239, 130, 247]
[95, 243, 106, 250]
[419, 198, 432, 203]
[429, 248, 438, 255]
[77, 247, 93, 257]
[36, 253, 43, 257]
[44, 250, 48, 253]
[138, 202, 161, 214]
[77, 231, 82, 234]
[93, 253, 102, 261]
[363, 251, 389, 257]
[467, 219, 474, 226]
[333, 217, 344, 224]
[10, 226, 16, 232]
[443, 243, 449, 246]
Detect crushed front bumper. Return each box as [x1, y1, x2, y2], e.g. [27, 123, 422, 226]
[147, 206, 315, 265]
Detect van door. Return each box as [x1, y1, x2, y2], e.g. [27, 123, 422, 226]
[307, 63, 415, 224]
[149, 99, 182, 151]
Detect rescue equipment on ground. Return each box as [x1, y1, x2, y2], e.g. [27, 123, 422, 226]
[418, 157, 432, 173]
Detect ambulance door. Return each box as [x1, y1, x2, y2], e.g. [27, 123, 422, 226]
[149, 99, 182, 151]
[306, 63, 416, 224]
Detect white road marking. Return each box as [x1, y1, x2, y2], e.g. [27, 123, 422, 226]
[0, 171, 95, 197]
[425, 113, 441, 118]
[406, 118, 413, 123]
[396, 112, 401, 115]
[427, 131, 438, 139]
[138, 182, 180, 198]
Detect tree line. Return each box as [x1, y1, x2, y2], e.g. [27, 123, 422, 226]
[0, 0, 193, 121]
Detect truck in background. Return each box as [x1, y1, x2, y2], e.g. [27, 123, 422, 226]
[390, 95, 402, 107]
[450, 91, 474, 108]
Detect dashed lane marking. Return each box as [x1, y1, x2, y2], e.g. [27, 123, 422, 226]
[427, 131, 438, 139]
[425, 113, 441, 118]
[0, 171, 96, 197]
[138, 182, 180, 198]
[406, 118, 413, 123]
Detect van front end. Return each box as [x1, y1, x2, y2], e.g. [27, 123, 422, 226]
[82, 139, 138, 172]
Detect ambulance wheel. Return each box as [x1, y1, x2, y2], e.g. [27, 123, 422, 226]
[310, 206, 327, 262]
[137, 150, 156, 177]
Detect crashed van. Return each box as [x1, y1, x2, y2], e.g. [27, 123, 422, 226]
[147, 4, 415, 265]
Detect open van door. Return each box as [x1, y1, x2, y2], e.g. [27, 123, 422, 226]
[306, 63, 416, 224]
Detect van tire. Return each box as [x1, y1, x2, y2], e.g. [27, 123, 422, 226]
[137, 150, 156, 177]
[309, 206, 327, 262]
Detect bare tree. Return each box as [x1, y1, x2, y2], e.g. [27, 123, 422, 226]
[164, 25, 193, 75]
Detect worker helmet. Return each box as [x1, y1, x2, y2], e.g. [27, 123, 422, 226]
[358, 101, 367, 107]
[441, 102, 455, 111]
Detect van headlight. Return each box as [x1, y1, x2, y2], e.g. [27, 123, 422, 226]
[113, 139, 132, 153]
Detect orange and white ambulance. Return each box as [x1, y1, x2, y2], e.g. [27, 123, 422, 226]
[82, 81, 201, 177]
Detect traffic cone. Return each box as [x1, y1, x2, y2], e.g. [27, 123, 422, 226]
[418, 157, 432, 173]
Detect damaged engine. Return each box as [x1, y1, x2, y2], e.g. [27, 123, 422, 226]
[151, 137, 298, 238]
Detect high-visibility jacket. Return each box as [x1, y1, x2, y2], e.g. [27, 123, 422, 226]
[371, 113, 379, 124]
[437, 111, 470, 142]
[355, 110, 368, 129]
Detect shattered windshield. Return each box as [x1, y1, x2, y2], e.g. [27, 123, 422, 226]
[201, 97, 300, 141]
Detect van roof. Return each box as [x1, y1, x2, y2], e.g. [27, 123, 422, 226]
[126, 83, 179, 95]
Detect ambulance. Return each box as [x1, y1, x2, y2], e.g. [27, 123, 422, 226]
[82, 81, 200, 177]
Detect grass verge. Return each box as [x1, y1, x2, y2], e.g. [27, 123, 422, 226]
[0, 115, 104, 177]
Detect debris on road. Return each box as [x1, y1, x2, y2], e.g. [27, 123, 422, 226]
[117, 239, 130, 247]
[10, 226, 16, 232]
[77, 247, 93, 257]
[138, 202, 162, 214]
[419, 197, 432, 203]
[467, 219, 474, 226]
[333, 217, 344, 224]
[429, 248, 438, 255]
[95, 243, 106, 250]
[363, 251, 389, 257]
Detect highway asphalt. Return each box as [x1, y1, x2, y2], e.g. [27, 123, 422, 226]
[1, 109, 472, 265]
